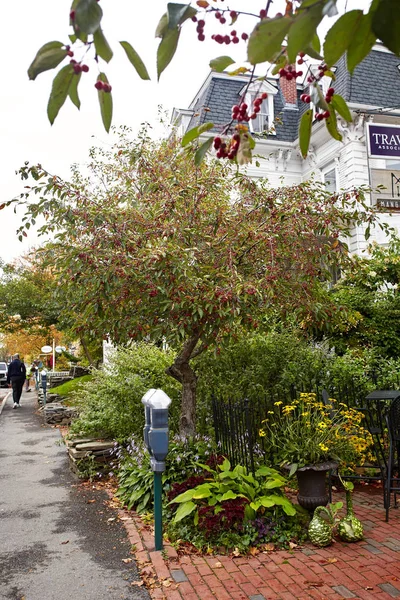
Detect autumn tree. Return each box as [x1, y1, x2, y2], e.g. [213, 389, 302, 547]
[8, 129, 385, 434]
[26, 1, 400, 159]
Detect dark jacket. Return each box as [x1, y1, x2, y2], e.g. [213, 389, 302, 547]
[7, 359, 26, 383]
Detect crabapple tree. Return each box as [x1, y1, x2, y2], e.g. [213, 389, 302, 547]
[6, 128, 385, 434]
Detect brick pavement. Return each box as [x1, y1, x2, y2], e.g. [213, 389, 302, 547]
[118, 486, 400, 600]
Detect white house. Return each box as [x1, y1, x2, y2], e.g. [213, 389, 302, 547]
[172, 45, 400, 255]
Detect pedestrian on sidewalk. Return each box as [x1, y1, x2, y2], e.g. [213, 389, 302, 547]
[7, 353, 26, 409]
[25, 365, 33, 392]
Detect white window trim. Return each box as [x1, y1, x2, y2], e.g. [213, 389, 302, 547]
[240, 81, 277, 135]
[322, 163, 338, 193]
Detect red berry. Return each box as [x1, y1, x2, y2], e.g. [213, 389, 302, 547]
[215, 34, 223, 44]
[70, 59, 77, 65]
[103, 83, 112, 93]
[241, 32, 248, 40]
[327, 87, 335, 97]
[316, 113, 324, 121]
[220, 17, 226, 24]
[297, 58, 304, 65]
[215, 11, 221, 19]
[261, 92, 268, 100]
[230, 11, 237, 19]
[224, 35, 231, 44]
[279, 68, 287, 76]
[254, 106, 260, 114]
[305, 95, 311, 103]
[70, 10, 75, 20]
[67, 50, 74, 57]
[198, 19, 205, 27]
[286, 73, 293, 80]
[73, 63, 82, 74]
[241, 103, 248, 111]
[232, 133, 240, 142]
[232, 37, 239, 43]
[191, 15, 197, 22]
[198, 33, 205, 41]
[259, 9, 267, 18]
[250, 113, 257, 120]
[95, 80, 104, 90]
[254, 97, 262, 106]
[214, 136, 222, 149]
[297, 70, 303, 77]
[231, 30, 237, 36]
[323, 110, 330, 119]
[81, 64, 89, 72]
[299, 52, 305, 58]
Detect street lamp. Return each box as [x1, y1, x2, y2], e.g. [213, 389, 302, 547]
[141, 388, 172, 551]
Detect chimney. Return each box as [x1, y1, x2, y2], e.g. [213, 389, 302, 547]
[279, 67, 298, 106]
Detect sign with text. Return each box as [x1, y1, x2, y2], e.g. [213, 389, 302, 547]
[368, 123, 400, 158]
[370, 168, 400, 210]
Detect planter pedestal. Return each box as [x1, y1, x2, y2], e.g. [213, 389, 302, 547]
[296, 461, 338, 511]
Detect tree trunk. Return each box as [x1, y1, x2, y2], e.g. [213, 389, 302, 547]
[166, 336, 200, 437]
[80, 337, 93, 365]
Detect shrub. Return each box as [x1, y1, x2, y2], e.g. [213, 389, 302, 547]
[69, 343, 181, 442]
[115, 433, 217, 513]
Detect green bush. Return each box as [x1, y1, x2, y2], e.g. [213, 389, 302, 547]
[50, 375, 93, 397]
[69, 343, 181, 442]
[115, 433, 217, 513]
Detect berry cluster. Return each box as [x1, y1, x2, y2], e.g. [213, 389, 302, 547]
[213, 133, 240, 159]
[192, 17, 206, 41]
[231, 92, 268, 122]
[70, 60, 89, 74]
[278, 64, 303, 81]
[325, 87, 335, 103]
[307, 63, 330, 84]
[193, 9, 249, 44]
[95, 80, 112, 93]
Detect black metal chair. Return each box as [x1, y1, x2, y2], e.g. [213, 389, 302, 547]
[386, 396, 400, 521]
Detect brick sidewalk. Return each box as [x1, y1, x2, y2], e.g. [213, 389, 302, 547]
[118, 486, 400, 600]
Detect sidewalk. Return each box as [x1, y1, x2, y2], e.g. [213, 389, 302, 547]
[0, 390, 150, 600]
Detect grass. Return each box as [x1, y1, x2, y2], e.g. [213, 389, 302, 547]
[50, 375, 92, 397]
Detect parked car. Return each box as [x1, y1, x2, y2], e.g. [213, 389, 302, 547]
[0, 362, 7, 387]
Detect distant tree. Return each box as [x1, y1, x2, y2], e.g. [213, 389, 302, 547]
[7, 128, 385, 434]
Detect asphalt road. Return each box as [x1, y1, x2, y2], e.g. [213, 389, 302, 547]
[0, 390, 150, 600]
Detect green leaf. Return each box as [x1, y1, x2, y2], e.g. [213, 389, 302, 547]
[288, 463, 298, 477]
[155, 13, 169, 38]
[94, 28, 113, 63]
[330, 94, 352, 123]
[173, 500, 196, 522]
[347, 14, 376, 74]
[220, 490, 238, 501]
[74, 0, 103, 34]
[194, 137, 214, 166]
[268, 495, 296, 516]
[120, 42, 150, 80]
[287, 5, 323, 64]
[372, 0, 400, 56]
[271, 55, 288, 76]
[169, 488, 195, 503]
[157, 27, 180, 80]
[247, 16, 292, 65]
[68, 71, 81, 109]
[97, 73, 113, 133]
[299, 109, 313, 159]
[220, 457, 231, 472]
[311, 33, 321, 54]
[167, 3, 197, 28]
[325, 108, 342, 142]
[209, 56, 235, 72]
[28, 42, 67, 80]
[181, 122, 214, 147]
[323, 10, 363, 67]
[47, 64, 76, 125]
[264, 478, 285, 489]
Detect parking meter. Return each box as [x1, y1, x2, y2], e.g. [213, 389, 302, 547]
[141, 388, 172, 550]
[41, 369, 47, 405]
[148, 389, 172, 473]
[142, 389, 156, 453]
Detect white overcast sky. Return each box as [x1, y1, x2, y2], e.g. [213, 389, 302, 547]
[1, 0, 370, 263]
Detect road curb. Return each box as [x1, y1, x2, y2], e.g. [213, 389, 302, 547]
[0, 390, 11, 416]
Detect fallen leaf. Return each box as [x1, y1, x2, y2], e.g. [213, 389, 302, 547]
[232, 548, 241, 557]
[249, 547, 259, 556]
[131, 581, 144, 587]
[122, 558, 133, 564]
[162, 578, 173, 587]
[263, 543, 275, 552]
[289, 542, 298, 549]
[365, 587, 374, 590]
[214, 562, 223, 568]
[107, 517, 116, 523]
[306, 581, 324, 587]
[327, 557, 338, 563]
[61, 540, 69, 545]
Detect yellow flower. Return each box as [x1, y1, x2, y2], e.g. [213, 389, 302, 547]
[274, 401, 283, 406]
[317, 422, 328, 429]
[319, 443, 329, 452]
[259, 429, 266, 437]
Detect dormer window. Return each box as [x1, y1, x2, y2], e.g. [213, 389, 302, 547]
[240, 80, 277, 135]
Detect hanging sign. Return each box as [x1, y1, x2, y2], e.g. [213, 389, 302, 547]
[367, 123, 400, 159]
[41, 345, 52, 353]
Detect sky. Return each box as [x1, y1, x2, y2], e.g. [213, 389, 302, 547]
[1, 0, 369, 264]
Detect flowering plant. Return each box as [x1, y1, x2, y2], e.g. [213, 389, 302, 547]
[259, 393, 373, 475]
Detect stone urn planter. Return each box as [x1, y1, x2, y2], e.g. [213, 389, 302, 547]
[296, 461, 338, 511]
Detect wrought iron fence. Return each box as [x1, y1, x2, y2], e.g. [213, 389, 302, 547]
[211, 373, 400, 472]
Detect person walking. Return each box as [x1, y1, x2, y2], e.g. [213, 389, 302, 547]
[7, 353, 26, 409]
